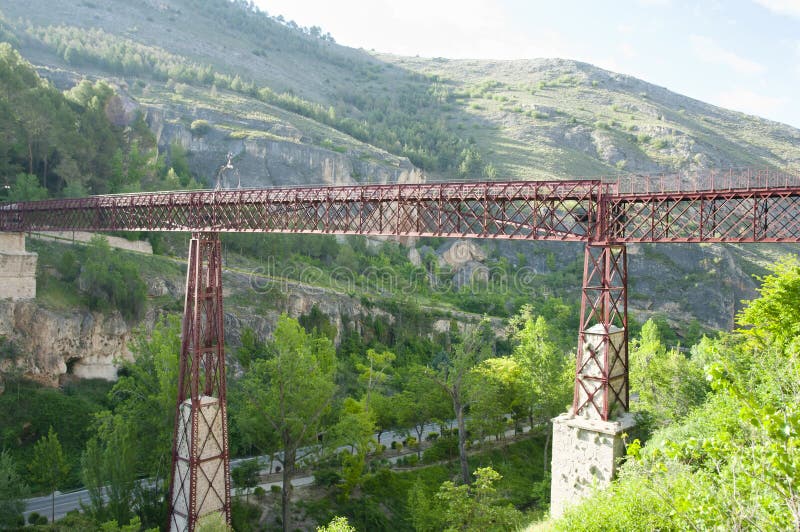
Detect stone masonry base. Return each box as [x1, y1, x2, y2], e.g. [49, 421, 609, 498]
[550, 411, 637, 519]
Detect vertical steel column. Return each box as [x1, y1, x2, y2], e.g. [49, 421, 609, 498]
[572, 243, 629, 421]
[168, 233, 231, 532]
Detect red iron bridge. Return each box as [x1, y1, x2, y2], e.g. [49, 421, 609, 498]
[2, 167, 799, 531]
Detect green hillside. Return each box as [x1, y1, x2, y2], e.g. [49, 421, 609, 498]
[1, 0, 798, 183]
[0, 2, 799, 531]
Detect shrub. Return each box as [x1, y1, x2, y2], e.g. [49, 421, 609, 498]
[314, 468, 342, 487]
[422, 435, 459, 464]
[56, 250, 80, 282]
[190, 119, 212, 136]
[28, 512, 47, 525]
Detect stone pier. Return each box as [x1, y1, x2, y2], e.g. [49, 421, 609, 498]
[550, 319, 635, 518]
[550, 412, 636, 518]
[170, 396, 227, 532]
[0, 233, 37, 300]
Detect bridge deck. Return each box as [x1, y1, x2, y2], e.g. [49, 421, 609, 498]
[1, 170, 799, 243]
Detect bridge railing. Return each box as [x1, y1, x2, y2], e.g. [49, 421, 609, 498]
[605, 168, 800, 195]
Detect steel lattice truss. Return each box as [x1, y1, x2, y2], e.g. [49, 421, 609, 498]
[573, 245, 629, 421]
[168, 234, 231, 532]
[0, 181, 598, 240]
[3, 179, 800, 244]
[607, 187, 800, 243]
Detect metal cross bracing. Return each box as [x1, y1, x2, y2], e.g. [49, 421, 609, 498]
[3, 168, 800, 529]
[0, 180, 600, 239]
[168, 233, 231, 531]
[3, 175, 800, 244]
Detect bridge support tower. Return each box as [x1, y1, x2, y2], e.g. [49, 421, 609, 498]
[550, 243, 636, 518]
[168, 233, 231, 532]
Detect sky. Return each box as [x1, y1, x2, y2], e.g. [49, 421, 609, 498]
[254, 0, 800, 129]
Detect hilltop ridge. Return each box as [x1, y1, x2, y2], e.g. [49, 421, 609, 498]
[0, 0, 797, 184]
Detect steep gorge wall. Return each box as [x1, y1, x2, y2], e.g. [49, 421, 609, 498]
[144, 106, 425, 188]
[0, 266, 484, 386]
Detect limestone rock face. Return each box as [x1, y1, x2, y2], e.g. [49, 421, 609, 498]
[452, 260, 490, 289]
[0, 270, 415, 385]
[0, 300, 135, 385]
[408, 247, 422, 267]
[438, 240, 487, 269]
[145, 106, 426, 189]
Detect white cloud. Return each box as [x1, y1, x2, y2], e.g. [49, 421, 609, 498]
[753, 0, 800, 18]
[716, 89, 788, 118]
[690, 35, 765, 75]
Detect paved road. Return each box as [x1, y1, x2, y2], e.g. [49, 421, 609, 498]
[24, 490, 93, 522]
[25, 420, 530, 522]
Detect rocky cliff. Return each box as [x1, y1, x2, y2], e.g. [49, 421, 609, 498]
[0, 256, 494, 386]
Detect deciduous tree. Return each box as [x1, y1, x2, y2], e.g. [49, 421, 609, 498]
[238, 315, 337, 531]
[0, 450, 27, 528]
[427, 319, 494, 484]
[29, 427, 70, 523]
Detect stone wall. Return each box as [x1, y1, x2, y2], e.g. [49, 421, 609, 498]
[0, 233, 37, 301]
[30, 231, 153, 254]
[550, 412, 636, 518]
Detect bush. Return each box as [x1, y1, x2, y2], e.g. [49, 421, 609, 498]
[314, 467, 343, 488]
[422, 435, 459, 464]
[56, 250, 80, 282]
[29, 512, 48, 525]
[231, 499, 261, 532]
[190, 119, 212, 136]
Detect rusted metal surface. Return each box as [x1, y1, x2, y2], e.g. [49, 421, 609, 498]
[2, 174, 799, 244]
[573, 244, 629, 421]
[0, 181, 599, 240]
[168, 234, 230, 532]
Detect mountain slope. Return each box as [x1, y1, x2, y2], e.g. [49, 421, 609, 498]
[0, 0, 798, 338]
[1, 0, 798, 182]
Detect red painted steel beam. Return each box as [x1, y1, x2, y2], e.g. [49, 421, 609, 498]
[168, 234, 231, 532]
[0, 181, 599, 240]
[607, 187, 800, 243]
[3, 175, 800, 244]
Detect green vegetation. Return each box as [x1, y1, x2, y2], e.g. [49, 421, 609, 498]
[0, 43, 154, 197]
[237, 315, 338, 531]
[29, 427, 70, 522]
[410, 467, 523, 532]
[552, 257, 800, 530]
[0, 377, 113, 491]
[0, 449, 28, 528]
[16, 13, 495, 177]
[73, 236, 148, 320]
